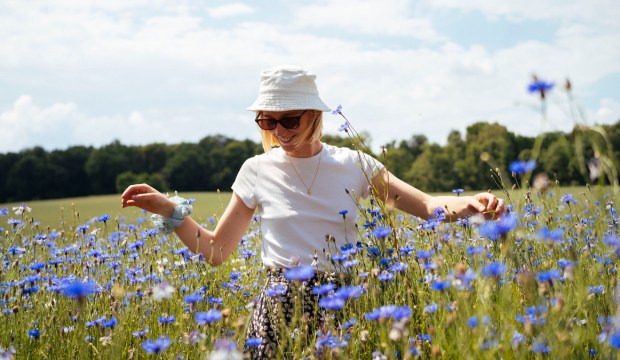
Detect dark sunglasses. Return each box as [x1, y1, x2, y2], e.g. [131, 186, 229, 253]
[255, 110, 307, 130]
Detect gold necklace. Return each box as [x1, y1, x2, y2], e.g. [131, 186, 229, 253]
[287, 150, 322, 196]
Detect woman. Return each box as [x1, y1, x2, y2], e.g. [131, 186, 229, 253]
[121, 65, 505, 358]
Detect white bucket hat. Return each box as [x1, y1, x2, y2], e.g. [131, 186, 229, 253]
[247, 65, 331, 112]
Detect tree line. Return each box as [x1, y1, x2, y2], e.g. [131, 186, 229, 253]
[1, 120, 618, 203]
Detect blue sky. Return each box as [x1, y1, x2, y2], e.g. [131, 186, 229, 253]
[1, 0, 618, 153]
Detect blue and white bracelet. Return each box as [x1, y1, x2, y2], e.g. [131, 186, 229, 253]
[151, 196, 193, 234]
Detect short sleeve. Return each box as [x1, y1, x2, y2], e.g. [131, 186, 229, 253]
[357, 151, 384, 198]
[231, 156, 259, 209]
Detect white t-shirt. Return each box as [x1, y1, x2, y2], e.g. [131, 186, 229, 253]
[231, 143, 384, 271]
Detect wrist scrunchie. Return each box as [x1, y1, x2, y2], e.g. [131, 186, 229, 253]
[151, 196, 193, 234]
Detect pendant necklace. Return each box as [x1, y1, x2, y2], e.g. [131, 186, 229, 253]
[287, 149, 322, 196]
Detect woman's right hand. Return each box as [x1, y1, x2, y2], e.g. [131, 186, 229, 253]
[121, 184, 176, 217]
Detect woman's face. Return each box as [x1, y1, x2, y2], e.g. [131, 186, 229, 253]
[257, 110, 312, 152]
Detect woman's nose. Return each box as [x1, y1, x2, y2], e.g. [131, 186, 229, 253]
[273, 122, 289, 135]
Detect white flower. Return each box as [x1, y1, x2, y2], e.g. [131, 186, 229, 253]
[12, 204, 31, 215]
[208, 350, 243, 360]
[151, 283, 175, 301]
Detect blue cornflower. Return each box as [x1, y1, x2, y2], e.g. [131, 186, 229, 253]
[265, 283, 287, 297]
[240, 249, 256, 259]
[102, 317, 117, 329]
[480, 262, 507, 278]
[195, 310, 222, 325]
[392, 306, 412, 320]
[430, 280, 451, 291]
[604, 234, 620, 247]
[558, 258, 577, 268]
[342, 259, 359, 268]
[319, 296, 345, 310]
[478, 213, 518, 240]
[509, 160, 536, 175]
[209, 297, 223, 305]
[338, 122, 350, 132]
[423, 303, 438, 313]
[133, 327, 150, 338]
[312, 283, 336, 295]
[364, 306, 393, 321]
[142, 336, 171, 354]
[372, 226, 392, 238]
[339, 210, 348, 218]
[184, 293, 203, 304]
[29, 262, 46, 271]
[158, 315, 176, 324]
[560, 193, 577, 204]
[452, 189, 464, 195]
[588, 285, 604, 294]
[331, 254, 348, 262]
[528, 79, 554, 94]
[0, 207, 8, 216]
[245, 338, 263, 347]
[466, 245, 486, 255]
[332, 104, 343, 115]
[416, 249, 434, 260]
[467, 316, 479, 328]
[28, 329, 41, 339]
[340, 318, 357, 330]
[62, 279, 97, 299]
[531, 340, 550, 353]
[334, 286, 363, 300]
[389, 262, 408, 272]
[315, 331, 348, 352]
[399, 245, 415, 256]
[377, 271, 394, 282]
[512, 331, 527, 347]
[229, 271, 242, 281]
[536, 269, 562, 282]
[284, 265, 315, 281]
[609, 331, 620, 349]
[97, 214, 111, 223]
[536, 226, 564, 242]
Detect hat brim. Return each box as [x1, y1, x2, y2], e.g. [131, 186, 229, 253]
[246, 93, 330, 112]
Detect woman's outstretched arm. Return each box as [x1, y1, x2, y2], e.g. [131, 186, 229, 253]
[121, 184, 255, 266]
[371, 169, 505, 221]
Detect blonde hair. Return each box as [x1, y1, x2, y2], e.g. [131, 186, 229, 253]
[259, 110, 323, 153]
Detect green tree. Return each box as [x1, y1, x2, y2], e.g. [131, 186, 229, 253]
[5, 147, 65, 201]
[116, 171, 169, 193]
[162, 143, 208, 191]
[461, 122, 516, 190]
[49, 146, 93, 198]
[85, 140, 140, 194]
[0, 152, 19, 202]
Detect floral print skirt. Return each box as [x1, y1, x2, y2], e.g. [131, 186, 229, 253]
[244, 269, 324, 359]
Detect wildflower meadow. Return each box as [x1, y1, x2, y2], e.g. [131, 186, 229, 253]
[1, 83, 619, 358]
[1, 165, 619, 359]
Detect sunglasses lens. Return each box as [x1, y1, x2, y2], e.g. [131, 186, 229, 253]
[280, 117, 299, 129]
[255, 111, 304, 130]
[257, 119, 276, 130]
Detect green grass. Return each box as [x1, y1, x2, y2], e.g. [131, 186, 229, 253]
[0, 192, 233, 230]
[1, 183, 619, 358]
[0, 185, 611, 230]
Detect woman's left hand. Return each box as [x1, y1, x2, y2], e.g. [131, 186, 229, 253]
[467, 192, 506, 219]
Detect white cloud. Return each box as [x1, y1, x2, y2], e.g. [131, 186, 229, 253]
[429, 0, 620, 25]
[0, 0, 617, 154]
[207, 3, 254, 19]
[594, 98, 620, 124]
[295, 0, 444, 41]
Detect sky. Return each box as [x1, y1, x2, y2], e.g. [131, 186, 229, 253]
[1, 0, 619, 154]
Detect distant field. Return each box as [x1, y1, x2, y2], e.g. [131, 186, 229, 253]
[1, 185, 613, 230]
[0, 191, 233, 229]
